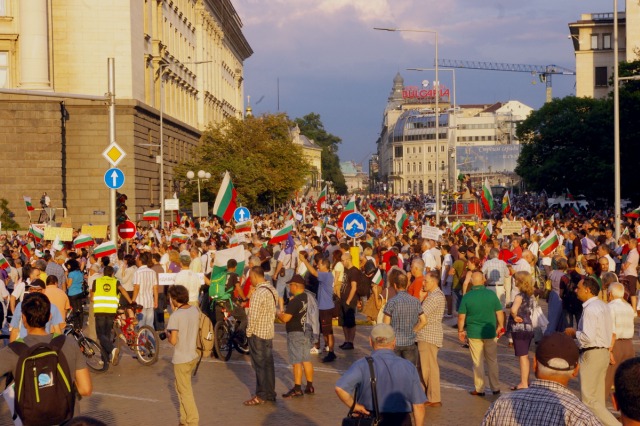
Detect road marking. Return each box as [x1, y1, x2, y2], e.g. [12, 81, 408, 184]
[92, 392, 160, 403]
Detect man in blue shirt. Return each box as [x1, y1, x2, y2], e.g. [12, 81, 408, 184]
[335, 324, 426, 426]
[10, 279, 63, 341]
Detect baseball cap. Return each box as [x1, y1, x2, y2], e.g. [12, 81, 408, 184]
[370, 323, 395, 344]
[287, 274, 305, 286]
[535, 333, 579, 371]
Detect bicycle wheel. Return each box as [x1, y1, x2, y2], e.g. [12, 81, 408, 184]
[135, 325, 159, 366]
[233, 330, 250, 355]
[78, 337, 109, 373]
[214, 321, 232, 361]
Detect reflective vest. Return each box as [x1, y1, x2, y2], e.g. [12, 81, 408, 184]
[93, 276, 119, 314]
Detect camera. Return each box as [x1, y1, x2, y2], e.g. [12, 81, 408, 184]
[158, 331, 167, 340]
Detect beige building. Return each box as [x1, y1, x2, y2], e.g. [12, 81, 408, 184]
[290, 124, 322, 197]
[569, 0, 640, 98]
[0, 0, 251, 227]
[340, 161, 367, 194]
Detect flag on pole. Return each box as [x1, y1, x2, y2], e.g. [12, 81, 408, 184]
[480, 221, 493, 242]
[28, 225, 44, 242]
[395, 209, 408, 234]
[501, 191, 511, 215]
[372, 269, 382, 286]
[142, 209, 160, 221]
[622, 227, 630, 236]
[325, 224, 338, 235]
[0, 254, 10, 270]
[21, 242, 34, 258]
[337, 195, 357, 226]
[229, 234, 239, 247]
[366, 206, 378, 223]
[73, 234, 95, 249]
[170, 233, 189, 245]
[539, 230, 559, 257]
[212, 171, 237, 223]
[451, 221, 463, 234]
[625, 206, 640, 218]
[316, 185, 327, 212]
[52, 236, 64, 252]
[93, 241, 117, 259]
[235, 220, 253, 234]
[269, 222, 294, 245]
[569, 204, 579, 216]
[566, 188, 574, 200]
[208, 245, 245, 300]
[23, 196, 35, 212]
[480, 179, 494, 213]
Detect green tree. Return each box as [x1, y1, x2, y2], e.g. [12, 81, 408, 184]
[0, 199, 19, 230]
[175, 114, 311, 211]
[295, 113, 348, 195]
[618, 60, 640, 201]
[515, 96, 614, 201]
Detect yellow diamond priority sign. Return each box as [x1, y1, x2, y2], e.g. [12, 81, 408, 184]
[102, 142, 126, 167]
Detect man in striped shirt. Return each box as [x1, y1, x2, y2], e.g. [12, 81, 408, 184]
[132, 252, 159, 330]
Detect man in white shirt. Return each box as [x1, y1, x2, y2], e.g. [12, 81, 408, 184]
[565, 277, 618, 426]
[422, 240, 437, 273]
[605, 282, 636, 404]
[621, 238, 638, 314]
[132, 252, 159, 330]
[175, 255, 202, 306]
[200, 241, 215, 276]
[597, 245, 616, 273]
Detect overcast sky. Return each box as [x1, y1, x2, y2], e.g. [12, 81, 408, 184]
[235, 0, 610, 166]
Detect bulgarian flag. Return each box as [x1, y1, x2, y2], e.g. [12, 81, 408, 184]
[625, 206, 640, 218]
[316, 186, 327, 212]
[23, 196, 35, 212]
[501, 191, 511, 215]
[286, 206, 295, 222]
[28, 225, 44, 242]
[235, 220, 253, 234]
[539, 230, 559, 257]
[170, 233, 189, 245]
[93, 241, 117, 259]
[269, 221, 294, 245]
[480, 179, 494, 213]
[229, 234, 239, 248]
[143, 209, 160, 221]
[208, 245, 245, 300]
[325, 224, 338, 235]
[212, 171, 237, 223]
[337, 195, 357, 227]
[21, 242, 34, 258]
[366, 206, 378, 223]
[73, 234, 95, 249]
[569, 204, 579, 216]
[0, 254, 10, 270]
[566, 188, 574, 201]
[451, 220, 463, 234]
[395, 209, 408, 234]
[622, 227, 630, 236]
[480, 221, 493, 242]
[372, 269, 382, 286]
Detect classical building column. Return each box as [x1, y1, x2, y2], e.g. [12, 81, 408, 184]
[19, 0, 51, 90]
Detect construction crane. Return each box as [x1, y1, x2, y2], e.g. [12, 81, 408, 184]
[438, 59, 575, 103]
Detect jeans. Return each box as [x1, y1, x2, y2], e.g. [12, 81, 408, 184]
[138, 307, 155, 329]
[69, 294, 85, 330]
[394, 344, 418, 365]
[95, 314, 115, 355]
[248, 335, 276, 401]
[544, 291, 563, 335]
[154, 293, 167, 331]
[453, 289, 463, 312]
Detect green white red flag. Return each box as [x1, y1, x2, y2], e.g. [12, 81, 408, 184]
[480, 221, 493, 242]
[372, 269, 382, 286]
[212, 171, 237, 223]
[23, 196, 35, 212]
[481, 179, 494, 213]
[569, 204, 579, 216]
[325, 224, 338, 235]
[73, 234, 95, 249]
[539, 230, 559, 257]
[269, 222, 294, 245]
[624, 206, 640, 218]
[93, 241, 117, 259]
[622, 227, 630, 236]
[143, 209, 160, 221]
[235, 220, 253, 234]
[28, 225, 44, 242]
[209, 245, 245, 300]
[366, 206, 378, 223]
[22, 242, 34, 258]
[170, 233, 189, 245]
[395, 209, 408, 234]
[316, 186, 327, 212]
[338, 195, 357, 227]
[0, 254, 10, 270]
[451, 221, 463, 234]
[501, 191, 511, 215]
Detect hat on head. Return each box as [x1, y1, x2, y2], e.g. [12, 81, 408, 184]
[370, 323, 395, 345]
[535, 333, 579, 371]
[287, 274, 305, 286]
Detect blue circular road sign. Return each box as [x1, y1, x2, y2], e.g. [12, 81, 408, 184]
[104, 168, 125, 190]
[233, 207, 251, 223]
[342, 212, 367, 238]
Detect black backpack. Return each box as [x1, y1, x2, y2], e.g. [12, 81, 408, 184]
[9, 334, 75, 426]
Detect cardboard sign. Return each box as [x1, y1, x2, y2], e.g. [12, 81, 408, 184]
[421, 225, 441, 241]
[501, 220, 522, 235]
[81, 225, 108, 239]
[158, 272, 205, 286]
[44, 227, 74, 242]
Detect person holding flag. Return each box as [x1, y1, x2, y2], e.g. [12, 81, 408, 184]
[273, 234, 297, 312]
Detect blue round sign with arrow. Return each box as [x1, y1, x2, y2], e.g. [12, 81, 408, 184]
[104, 168, 125, 190]
[342, 212, 367, 238]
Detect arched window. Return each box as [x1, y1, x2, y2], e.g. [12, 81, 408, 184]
[428, 162, 432, 172]
[419, 162, 422, 172]
[413, 163, 416, 173]
[419, 181, 424, 194]
[407, 180, 412, 192]
[428, 180, 434, 195]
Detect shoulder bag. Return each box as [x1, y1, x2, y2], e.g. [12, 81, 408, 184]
[342, 357, 380, 426]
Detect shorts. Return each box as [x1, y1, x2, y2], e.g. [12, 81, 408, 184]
[511, 331, 534, 357]
[622, 275, 637, 296]
[441, 277, 453, 296]
[338, 301, 356, 328]
[319, 309, 334, 335]
[287, 331, 312, 364]
[276, 269, 295, 298]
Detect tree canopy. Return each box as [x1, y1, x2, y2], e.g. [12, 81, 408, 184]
[176, 113, 311, 211]
[295, 113, 348, 195]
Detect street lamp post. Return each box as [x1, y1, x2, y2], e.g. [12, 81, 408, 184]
[186, 170, 211, 217]
[374, 27, 440, 223]
[614, 0, 620, 240]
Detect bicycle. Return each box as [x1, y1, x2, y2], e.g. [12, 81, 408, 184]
[112, 305, 159, 366]
[213, 301, 249, 361]
[64, 318, 109, 373]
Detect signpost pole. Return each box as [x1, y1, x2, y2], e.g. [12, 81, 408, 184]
[108, 58, 117, 247]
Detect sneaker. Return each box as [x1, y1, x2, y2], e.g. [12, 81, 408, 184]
[310, 347, 320, 355]
[282, 388, 304, 399]
[304, 385, 315, 395]
[321, 352, 336, 363]
[111, 347, 120, 366]
[340, 342, 354, 350]
[324, 345, 330, 352]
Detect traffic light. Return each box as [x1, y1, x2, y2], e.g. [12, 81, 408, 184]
[116, 192, 128, 225]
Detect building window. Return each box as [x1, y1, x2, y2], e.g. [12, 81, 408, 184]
[603, 34, 611, 50]
[595, 66, 608, 87]
[591, 34, 599, 50]
[419, 162, 422, 172]
[395, 146, 403, 158]
[407, 162, 410, 173]
[0, 0, 6, 16]
[0, 52, 9, 88]
[413, 162, 416, 173]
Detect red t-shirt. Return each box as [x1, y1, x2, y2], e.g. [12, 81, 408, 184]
[407, 276, 423, 299]
[382, 250, 395, 273]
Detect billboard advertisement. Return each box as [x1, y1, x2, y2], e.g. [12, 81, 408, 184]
[456, 145, 521, 175]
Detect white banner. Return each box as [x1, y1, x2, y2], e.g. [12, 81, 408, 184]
[421, 225, 442, 241]
[158, 272, 205, 286]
